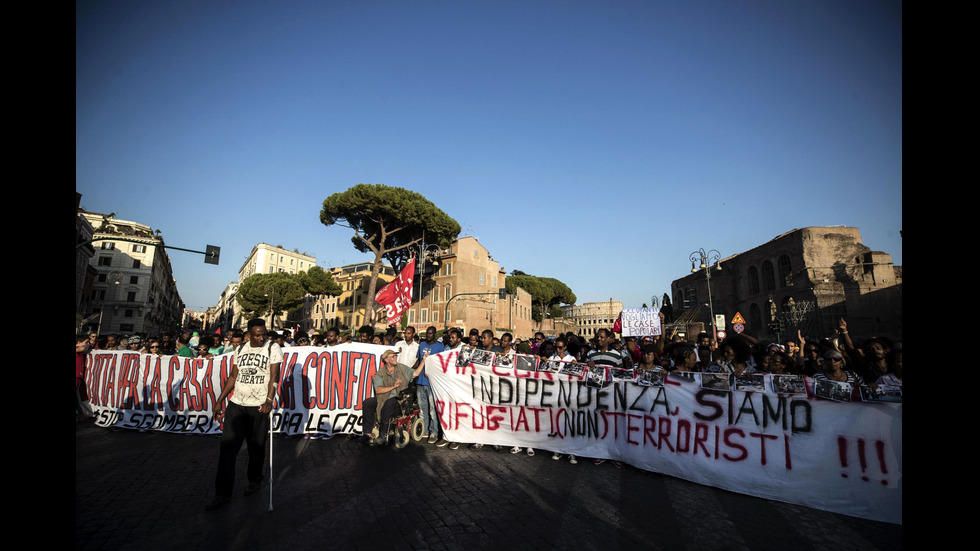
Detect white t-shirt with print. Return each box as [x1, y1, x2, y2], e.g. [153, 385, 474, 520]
[231, 340, 284, 407]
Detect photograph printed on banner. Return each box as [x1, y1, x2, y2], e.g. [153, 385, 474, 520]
[469, 348, 494, 367]
[456, 345, 475, 368]
[670, 371, 698, 382]
[734, 373, 766, 392]
[858, 384, 902, 403]
[814, 379, 853, 402]
[609, 367, 637, 383]
[701, 372, 733, 391]
[514, 353, 539, 372]
[492, 351, 515, 368]
[771, 374, 806, 395]
[586, 365, 610, 388]
[636, 369, 665, 387]
[537, 359, 563, 373]
[558, 361, 587, 379]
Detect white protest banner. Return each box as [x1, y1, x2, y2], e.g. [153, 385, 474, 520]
[83, 343, 391, 437]
[425, 350, 902, 525]
[620, 307, 662, 336]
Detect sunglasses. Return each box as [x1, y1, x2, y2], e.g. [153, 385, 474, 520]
[825, 356, 843, 362]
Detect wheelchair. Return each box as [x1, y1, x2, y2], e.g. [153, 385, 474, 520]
[380, 382, 425, 449]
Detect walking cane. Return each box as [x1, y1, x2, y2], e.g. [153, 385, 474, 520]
[268, 406, 274, 512]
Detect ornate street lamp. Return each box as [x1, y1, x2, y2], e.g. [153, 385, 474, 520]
[689, 248, 722, 338]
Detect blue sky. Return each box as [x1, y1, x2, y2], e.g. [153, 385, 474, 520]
[77, 0, 902, 312]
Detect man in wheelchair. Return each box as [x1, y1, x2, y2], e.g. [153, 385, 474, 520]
[357, 349, 413, 446]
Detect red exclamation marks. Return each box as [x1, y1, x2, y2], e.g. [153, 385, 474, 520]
[857, 438, 869, 481]
[837, 436, 848, 478]
[838, 436, 890, 485]
[876, 440, 889, 486]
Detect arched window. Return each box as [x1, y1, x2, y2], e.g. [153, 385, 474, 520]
[778, 256, 792, 287]
[749, 303, 762, 331]
[748, 266, 760, 294]
[762, 261, 775, 291]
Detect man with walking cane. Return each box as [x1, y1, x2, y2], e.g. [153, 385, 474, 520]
[207, 318, 282, 511]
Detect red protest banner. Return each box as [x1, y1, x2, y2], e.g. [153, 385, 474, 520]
[375, 258, 416, 324]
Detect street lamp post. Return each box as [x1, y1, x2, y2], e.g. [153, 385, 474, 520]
[689, 248, 722, 340]
[413, 235, 442, 327]
[264, 285, 276, 331]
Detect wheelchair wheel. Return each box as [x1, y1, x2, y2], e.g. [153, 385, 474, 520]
[410, 417, 425, 442]
[394, 426, 411, 449]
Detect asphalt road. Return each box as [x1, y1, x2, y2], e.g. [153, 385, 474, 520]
[76, 419, 902, 551]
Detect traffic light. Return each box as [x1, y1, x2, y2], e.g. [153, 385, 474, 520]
[205, 245, 221, 265]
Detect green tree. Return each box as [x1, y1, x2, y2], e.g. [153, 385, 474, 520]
[237, 272, 307, 330]
[320, 184, 461, 325]
[505, 272, 577, 323]
[299, 265, 342, 328]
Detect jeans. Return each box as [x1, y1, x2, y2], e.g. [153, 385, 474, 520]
[416, 384, 439, 436]
[215, 402, 269, 498]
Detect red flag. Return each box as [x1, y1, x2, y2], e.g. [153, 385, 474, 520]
[375, 258, 416, 325]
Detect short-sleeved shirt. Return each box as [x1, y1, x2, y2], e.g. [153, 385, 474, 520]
[415, 341, 445, 386]
[231, 340, 284, 407]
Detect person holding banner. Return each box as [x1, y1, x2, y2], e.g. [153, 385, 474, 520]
[357, 350, 411, 446]
[413, 326, 445, 445]
[206, 318, 282, 511]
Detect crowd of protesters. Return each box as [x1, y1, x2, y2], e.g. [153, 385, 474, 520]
[77, 318, 901, 460]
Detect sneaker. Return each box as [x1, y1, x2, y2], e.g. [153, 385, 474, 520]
[593, 458, 605, 465]
[427, 434, 438, 444]
[569, 455, 578, 465]
[244, 482, 261, 496]
[356, 435, 373, 444]
[448, 441, 460, 450]
[526, 448, 535, 457]
[470, 443, 484, 450]
[510, 446, 521, 454]
[613, 461, 624, 469]
[370, 435, 387, 446]
[435, 438, 449, 447]
[421, 433, 429, 440]
[552, 453, 561, 461]
[205, 495, 230, 511]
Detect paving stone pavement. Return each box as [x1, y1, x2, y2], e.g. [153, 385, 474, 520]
[76, 419, 902, 551]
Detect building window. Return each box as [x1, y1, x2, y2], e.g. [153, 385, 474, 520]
[98, 257, 111, 266]
[408, 310, 415, 324]
[101, 242, 115, 250]
[747, 266, 760, 294]
[762, 261, 775, 291]
[445, 284, 451, 302]
[92, 290, 105, 300]
[130, 276, 139, 284]
[421, 309, 428, 323]
[126, 291, 136, 302]
[749, 303, 762, 331]
[132, 244, 146, 253]
[493, 275, 498, 287]
[124, 309, 134, 318]
[778, 256, 792, 287]
[443, 263, 452, 276]
[432, 311, 438, 323]
[479, 272, 485, 286]
[133, 259, 141, 269]
[98, 274, 107, 283]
